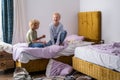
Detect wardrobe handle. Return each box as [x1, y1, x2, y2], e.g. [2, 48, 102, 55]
[0, 54, 4, 58]
[1, 63, 6, 66]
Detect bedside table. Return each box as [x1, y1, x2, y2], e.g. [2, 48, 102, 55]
[0, 51, 14, 71]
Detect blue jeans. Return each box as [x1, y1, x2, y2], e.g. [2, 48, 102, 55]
[46, 30, 67, 46]
[29, 42, 45, 48]
[59, 30, 67, 44]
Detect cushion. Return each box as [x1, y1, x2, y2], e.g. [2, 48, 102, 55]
[64, 34, 84, 44]
[113, 42, 120, 48]
[46, 59, 73, 77]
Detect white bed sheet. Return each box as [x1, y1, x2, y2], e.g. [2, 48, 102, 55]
[0, 41, 13, 53]
[74, 46, 120, 72]
[17, 41, 94, 63]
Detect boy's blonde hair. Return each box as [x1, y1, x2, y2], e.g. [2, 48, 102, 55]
[29, 19, 40, 28]
[52, 12, 61, 19]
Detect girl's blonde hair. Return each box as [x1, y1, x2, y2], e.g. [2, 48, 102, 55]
[29, 19, 40, 28]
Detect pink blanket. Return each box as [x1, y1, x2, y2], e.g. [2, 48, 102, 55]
[89, 42, 120, 56]
[13, 43, 67, 61]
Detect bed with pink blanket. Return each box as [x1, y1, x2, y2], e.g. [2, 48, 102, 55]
[73, 42, 120, 80]
[74, 42, 120, 72]
[13, 40, 93, 72]
[14, 43, 70, 72]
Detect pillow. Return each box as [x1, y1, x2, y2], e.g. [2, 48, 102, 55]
[113, 42, 120, 48]
[64, 34, 84, 44]
[46, 59, 73, 77]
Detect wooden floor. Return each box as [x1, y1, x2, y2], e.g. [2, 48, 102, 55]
[0, 71, 14, 80]
[0, 68, 45, 80]
[0, 68, 95, 80]
[0, 69, 14, 80]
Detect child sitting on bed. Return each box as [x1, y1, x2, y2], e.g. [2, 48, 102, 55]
[46, 12, 67, 46]
[26, 19, 46, 48]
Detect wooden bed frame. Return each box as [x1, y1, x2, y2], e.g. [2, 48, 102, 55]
[15, 11, 100, 73]
[73, 11, 120, 80]
[16, 55, 73, 72]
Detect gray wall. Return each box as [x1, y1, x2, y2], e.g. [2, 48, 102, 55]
[26, 0, 80, 41]
[80, 0, 120, 43]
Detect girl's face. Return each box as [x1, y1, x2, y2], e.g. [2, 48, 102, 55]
[52, 14, 60, 24]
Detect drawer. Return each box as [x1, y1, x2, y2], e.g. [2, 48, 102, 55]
[0, 51, 12, 60]
[0, 60, 6, 70]
[0, 60, 14, 71]
[6, 60, 14, 69]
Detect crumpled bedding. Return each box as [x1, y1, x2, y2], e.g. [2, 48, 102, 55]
[0, 41, 13, 53]
[12, 41, 94, 63]
[13, 67, 32, 80]
[58, 41, 94, 56]
[13, 43, 68, 62]
[89, 42, 120, 56]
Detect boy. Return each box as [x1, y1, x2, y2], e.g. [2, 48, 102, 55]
[26, 19, 46, 48]
[47, 12, 67, 46]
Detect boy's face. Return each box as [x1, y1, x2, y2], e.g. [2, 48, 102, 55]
[32, 23, 39, 29]
[52, 14, 60, 24]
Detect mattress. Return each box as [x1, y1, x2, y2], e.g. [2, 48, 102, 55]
[14, 41, 94, 63]
[74, 45, 120, 72]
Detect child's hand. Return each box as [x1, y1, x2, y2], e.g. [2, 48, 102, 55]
[42, 35, 46, 38]
[33, 40, 40, 43]
[42, 40, 46, 44]
[38, 35, 46, 40]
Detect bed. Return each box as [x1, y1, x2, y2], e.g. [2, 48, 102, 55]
[72, 11, 120, 80]
[14, 41, 93, 72]
[0, 41, 14, 71]
[14, 11, 99, 73]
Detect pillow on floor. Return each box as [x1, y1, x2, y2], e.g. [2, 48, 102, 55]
[46, 59, 73, 77]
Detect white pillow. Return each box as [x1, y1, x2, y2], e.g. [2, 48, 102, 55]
[64, 34, 84, 44]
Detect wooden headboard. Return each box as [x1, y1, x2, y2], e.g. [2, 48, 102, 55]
[78, 11, 101, 42]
